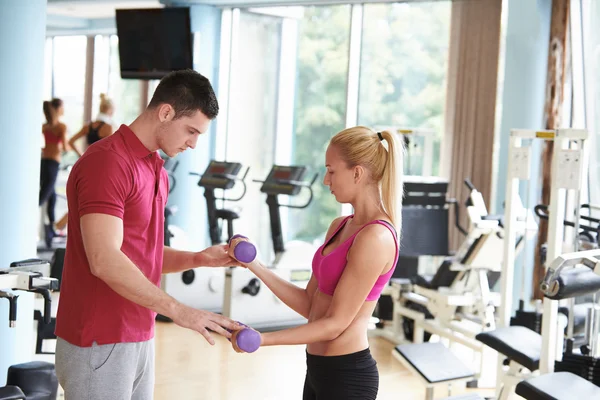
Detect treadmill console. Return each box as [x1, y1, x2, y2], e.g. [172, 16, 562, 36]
[260, 165, 308, 196]
[198, 161, 242, 190]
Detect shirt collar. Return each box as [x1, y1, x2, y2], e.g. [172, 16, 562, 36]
[120, 124, 153, 159]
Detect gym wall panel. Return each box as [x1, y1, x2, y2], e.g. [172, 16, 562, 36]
[0, 0, 48, 386]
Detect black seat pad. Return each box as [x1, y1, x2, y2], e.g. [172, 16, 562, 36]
[414, 274, 435, 288]
[426, 259, 459, 289]
[395, 342, 474, 384]
[0, 386, 25, 400]
[515, 371, 600, 400]
[216, 209, 240, 220]
[475, 326, 541, 371]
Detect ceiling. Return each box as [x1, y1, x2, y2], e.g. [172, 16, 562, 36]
[47, 1, 163, 19]
[46, 0, 431, 19]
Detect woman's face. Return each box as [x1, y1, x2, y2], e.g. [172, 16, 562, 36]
[56, 105, 64, 117]
[323, 145, 358, 204]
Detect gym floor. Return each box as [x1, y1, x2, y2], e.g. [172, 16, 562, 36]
[39, 306, 497, 399]
[156, 323, 494, 399]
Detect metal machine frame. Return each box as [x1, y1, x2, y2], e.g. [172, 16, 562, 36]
[376, 127, 437, 177]
[221, 164, 318, 331]
[500, 128, 589, 378]
[381, 182, 537, 387]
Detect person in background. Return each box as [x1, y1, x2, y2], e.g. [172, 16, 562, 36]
[68, 93, 115, 157]
[54, 94, 116, 236]
[40, 98, 69, 248]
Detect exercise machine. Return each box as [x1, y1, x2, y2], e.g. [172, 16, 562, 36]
[376, 127, 437, 177]
[512, 249, 600, 399]
[222, 164, 318, 331]
[500, 128, 589, 374]
[163, 157, 179, 247]
[394, 249, 600, 400]
[390, 128, 594, 399]
[477, 249, 600, 400]
[0, 259, 59, 400]
[474, 127, 590, 399]
[388, 180, 533, 339]
[387, 176, 537, 389]
[161, 160, 248, 314]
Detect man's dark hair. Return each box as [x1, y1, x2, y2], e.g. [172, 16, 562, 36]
[148, 69, 219, 120]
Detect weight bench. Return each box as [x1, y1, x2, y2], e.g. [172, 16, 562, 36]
[475, 326, 542, 400]
[515, 371, 600, 399]
[0, 386, 25, 400]
[393, 342, 478, 400]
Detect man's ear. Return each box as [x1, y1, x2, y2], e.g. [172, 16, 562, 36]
[158, 104, 174, 122]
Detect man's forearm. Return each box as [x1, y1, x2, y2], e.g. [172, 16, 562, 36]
[162, 246, 197, 274]
[93, 249, 180, 318]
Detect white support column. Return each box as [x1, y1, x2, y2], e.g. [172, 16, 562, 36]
[342, 3, 363, 217]
[215, 8, 235, 162]
[499, 134, 523, 329]
[540, 128, 589, 374]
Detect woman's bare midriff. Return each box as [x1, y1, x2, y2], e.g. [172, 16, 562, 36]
[306, 289, 376, 356]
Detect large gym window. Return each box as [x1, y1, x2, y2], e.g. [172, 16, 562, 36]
[289, 5, 352, 244]
[43, 38, 53, 101]
[52, 35, 87, 134]
[357, 1, 451, 177]
[91, 35, 111, 119]
[581, 0, 600, 205]
[108, 35, 142, 126]
[223, 10, 283, 259]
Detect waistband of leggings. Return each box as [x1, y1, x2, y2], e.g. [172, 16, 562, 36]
[306, 347, 373, 364]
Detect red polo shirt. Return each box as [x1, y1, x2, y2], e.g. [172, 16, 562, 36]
[55, 124, 169, 347]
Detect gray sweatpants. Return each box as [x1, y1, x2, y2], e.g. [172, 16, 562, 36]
[55, 336, 155, 400]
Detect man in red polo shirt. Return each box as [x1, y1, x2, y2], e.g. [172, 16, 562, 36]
[54, 69, 242, 399]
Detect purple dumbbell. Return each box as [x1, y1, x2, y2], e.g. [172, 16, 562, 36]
[229, 234, 257, 263]
[227, 322, 261, 353]
[235, 328, 261, 353]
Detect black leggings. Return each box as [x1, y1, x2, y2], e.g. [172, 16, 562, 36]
[303, 348, 379, 400]
[39, 159, 59, 225]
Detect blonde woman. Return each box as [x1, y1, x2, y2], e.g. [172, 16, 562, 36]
[68, 93, 115, 157]
[229, 127, 404, 400]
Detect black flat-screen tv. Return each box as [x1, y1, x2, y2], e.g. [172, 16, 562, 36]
[115, 7, 193, 80]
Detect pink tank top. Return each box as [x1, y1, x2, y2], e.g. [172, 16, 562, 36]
[311, 215, 399, 301]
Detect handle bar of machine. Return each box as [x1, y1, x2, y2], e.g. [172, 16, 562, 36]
[534, 204, 600, 237]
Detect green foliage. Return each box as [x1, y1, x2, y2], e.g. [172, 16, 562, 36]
[291, 5, 351, 242]
[290, 3, 450, 242]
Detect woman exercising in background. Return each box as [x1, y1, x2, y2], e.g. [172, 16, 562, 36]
[229, 126, 404, 400]
[40, 98, 69, 248]
[68, 93, 115, 157]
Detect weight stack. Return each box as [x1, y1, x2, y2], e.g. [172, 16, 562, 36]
[555, 353, 600, 387]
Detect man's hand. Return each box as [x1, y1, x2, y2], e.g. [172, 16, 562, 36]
[171, 303, 242, 345]
[193, 244, 243, 268]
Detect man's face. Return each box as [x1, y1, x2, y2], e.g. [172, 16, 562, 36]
[157, 109, 211, 157]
